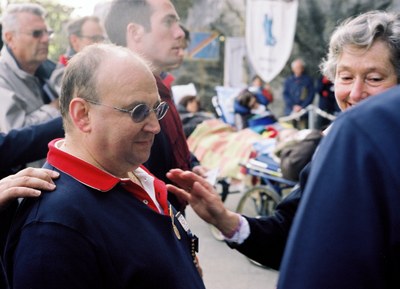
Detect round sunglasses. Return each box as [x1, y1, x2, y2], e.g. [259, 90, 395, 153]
[84, 99, 169, 123]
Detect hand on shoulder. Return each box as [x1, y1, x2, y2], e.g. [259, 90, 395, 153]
[0, 167, 59, 211]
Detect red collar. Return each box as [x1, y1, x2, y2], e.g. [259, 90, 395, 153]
[47, 139, 169, 214]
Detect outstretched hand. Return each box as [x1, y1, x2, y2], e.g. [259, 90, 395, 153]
[166, 169, 240, 236]
[0, 167, 59, 211]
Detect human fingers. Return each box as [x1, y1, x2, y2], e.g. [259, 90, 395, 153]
[1, 173, 57, 195]
[177, 181, 226, 226]
[12, 167, 59, 183]
[0, 168, 59, 210]
[166, 184, 190, 202]
[1, 168, 58, 198]
[168, 169, 214, 192]
[167, 169, 195, 189]
[191, 165, 208, 177]
[0, 186, 41, 201]
[0, 182, 38, 210]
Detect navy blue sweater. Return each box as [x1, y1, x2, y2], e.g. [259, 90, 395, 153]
[4, 165, 205, 289]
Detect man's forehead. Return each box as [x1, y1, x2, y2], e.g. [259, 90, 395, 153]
[17, 11, 43, 19]
[16, 12, 45, 25]
[148, 0, 179, 17]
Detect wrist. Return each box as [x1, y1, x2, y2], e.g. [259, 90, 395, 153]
[220, 213, 242, 238]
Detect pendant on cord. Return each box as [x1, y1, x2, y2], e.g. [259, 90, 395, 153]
[169, 205, 181, 240]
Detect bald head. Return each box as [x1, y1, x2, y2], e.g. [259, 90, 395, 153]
[60, 43, 154, 131]
[291, 58, 305, 77]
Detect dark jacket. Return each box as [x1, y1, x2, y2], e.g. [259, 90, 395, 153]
[0, 117, 64, 288]
[0, 116, 64, 252]
[228, 163, 309, 270]
[278, 86, 400, 288]
[283, 74, 315, 115]
[0, 117, 64, 177]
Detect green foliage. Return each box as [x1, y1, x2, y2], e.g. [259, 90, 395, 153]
[171, 0, 193, 21]
[290, 0, 393, 79]
[42, 1, 74, 61]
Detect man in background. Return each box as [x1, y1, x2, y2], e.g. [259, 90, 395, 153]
[0, 3, 59, 132]
[50, 15, 106, 95]
[283, 58, 315, 129]
[105, 0, 206, 213]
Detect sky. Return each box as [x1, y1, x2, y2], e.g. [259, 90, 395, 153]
[57, 0, 108, 17]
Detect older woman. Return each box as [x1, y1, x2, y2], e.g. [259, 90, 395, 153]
[277, 11, 400, 289]
[321, 10, 399, 111]
[165, 10, 400, 269]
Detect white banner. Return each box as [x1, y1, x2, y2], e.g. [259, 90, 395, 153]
[223, 37, 247, 88]
[246, 0, 299, 82]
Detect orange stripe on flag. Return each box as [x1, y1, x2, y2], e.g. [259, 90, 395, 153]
[188, 33, 219, 58]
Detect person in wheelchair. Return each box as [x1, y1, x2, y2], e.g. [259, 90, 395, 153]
[165, 10, 400, 270]
[234, 89, 274, 129]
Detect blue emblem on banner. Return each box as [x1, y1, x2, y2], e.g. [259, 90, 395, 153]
[264, 14, 276, 46]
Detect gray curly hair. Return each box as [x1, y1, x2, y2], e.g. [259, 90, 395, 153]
[320, 10, 400, 83]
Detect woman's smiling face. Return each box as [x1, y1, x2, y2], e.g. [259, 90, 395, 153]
[334, 40, 398, 111]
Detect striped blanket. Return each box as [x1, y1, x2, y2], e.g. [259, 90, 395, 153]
[187, 119, 264, 180]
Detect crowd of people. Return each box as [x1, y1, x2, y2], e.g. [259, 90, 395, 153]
[0, 1, 400, 289]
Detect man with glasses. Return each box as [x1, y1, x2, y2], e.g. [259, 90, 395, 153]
[50, 16, 106, 95]
[0, 3, 60, 132]
[4, 43, 205, 289]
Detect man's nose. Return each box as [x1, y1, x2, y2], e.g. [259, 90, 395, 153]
[144, 112, 161, 134]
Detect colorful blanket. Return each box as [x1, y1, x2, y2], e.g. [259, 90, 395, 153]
[187, 119, 264, 180]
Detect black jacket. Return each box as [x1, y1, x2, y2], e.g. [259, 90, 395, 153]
[229, 163, 310, 270]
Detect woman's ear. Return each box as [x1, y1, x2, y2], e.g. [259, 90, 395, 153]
[69, 98, 92, 133]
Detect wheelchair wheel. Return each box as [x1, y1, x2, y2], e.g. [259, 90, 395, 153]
[236, 185, 281, 268]
[236, 185, 281, 218]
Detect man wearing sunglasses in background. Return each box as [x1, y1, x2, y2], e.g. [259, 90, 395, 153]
[50, 15, 106, 96]
[0, 3, 60, 132]
[105, 0, 207, 215]
[4, 43, 205, 289]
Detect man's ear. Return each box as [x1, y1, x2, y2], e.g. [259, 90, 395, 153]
[69, 34, 81, 52]
[69, 98, 92, 133]
[4, 31, 15, 48]
[127, 22, 144, 43]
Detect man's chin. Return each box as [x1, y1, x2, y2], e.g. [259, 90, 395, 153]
[139, 151, 152, 165]
[37, 55, 49, 63]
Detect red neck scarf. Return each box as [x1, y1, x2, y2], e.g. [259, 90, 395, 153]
[156, 76, 191, 171]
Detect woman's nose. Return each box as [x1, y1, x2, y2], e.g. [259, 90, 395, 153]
[348, 78, 368, 104]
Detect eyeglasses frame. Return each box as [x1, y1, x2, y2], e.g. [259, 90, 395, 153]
[78, 34, 106, 42]
[20, 29, 54, 39]
[83, 98, 169, 123]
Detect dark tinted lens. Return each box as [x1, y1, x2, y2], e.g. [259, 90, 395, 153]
[92, 35, 105, 42]
[81, 35, 105, 42]
[130, 102, 169, 122]
[32, 30, 44, 38]
[131, 104, 149, 122]
[31, 29, 53, 38]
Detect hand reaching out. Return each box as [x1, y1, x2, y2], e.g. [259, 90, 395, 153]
[166, 169, 240, 236]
